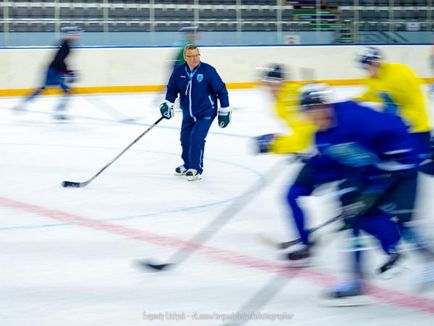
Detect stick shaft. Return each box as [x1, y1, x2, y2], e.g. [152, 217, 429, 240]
[63, 116, 164, 187]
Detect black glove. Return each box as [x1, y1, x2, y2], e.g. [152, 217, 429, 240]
[253, 133, 277, 154]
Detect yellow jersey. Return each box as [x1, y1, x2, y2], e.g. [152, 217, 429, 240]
[356, 62, 430, 133]
[268, 82, 317, 154]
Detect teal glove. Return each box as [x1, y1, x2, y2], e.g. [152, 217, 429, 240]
[160, 101, 174, 119]
[378, 92, 398, 115]
[218, 107, 231, 128]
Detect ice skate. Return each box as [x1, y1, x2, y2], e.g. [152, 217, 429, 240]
[377, 251, 404, 279]
[320, 279, 372, 307]
[53, 113, 70, 121]
[285, 241, 316, 267]
[287, 244, 311, 261]
[174, 165, 187, 176]
[186, 169, 202, 181]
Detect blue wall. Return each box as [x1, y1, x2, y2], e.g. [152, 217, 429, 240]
[0, 31, 431, 47]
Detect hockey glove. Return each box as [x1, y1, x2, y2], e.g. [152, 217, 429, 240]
[419, 137, 434, 175]
[217, 107, 231, 128]
[160, 101, 174, 120]
[61, 70, 78, 84]
[378, 92, 398, 115]
[253, 133, 277, 154]
[339, 174, 394, 228]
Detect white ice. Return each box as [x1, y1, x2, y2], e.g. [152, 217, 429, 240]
[1, 87, 434, 326]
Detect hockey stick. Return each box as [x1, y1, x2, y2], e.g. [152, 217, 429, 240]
[221, 272, 294, 326]
[62, 116, 164, 188]
[138, 156, 300, 272]
[222, 230, 340, 326]
[257, 214, 341, 250]
[259, 172, 399, 250]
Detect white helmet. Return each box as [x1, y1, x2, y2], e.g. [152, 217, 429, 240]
[357, 46, 382, 69]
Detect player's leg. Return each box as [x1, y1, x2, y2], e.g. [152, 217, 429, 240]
[376, 171, 433, 256]
[178, 118, 194, 175]
[327, 227, 364, 299]
[286, 157, 343, 261]
[15, 86, 45, 110]
[185, 116, 214, 180]
[285, 172, 315, 260]
[53, 77, 71, 120]
[14, 68, 55, 110]
[325, 214, 401, 301]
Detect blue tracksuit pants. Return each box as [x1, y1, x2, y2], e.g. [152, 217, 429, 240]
[180, 115, 215, 174]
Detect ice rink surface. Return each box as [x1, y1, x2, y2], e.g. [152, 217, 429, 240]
[1, 86, 434, 326]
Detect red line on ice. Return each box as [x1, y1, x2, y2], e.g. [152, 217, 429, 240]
[1, 196, 434, 315]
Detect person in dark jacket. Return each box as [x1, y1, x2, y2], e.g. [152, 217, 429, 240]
[160, 44, 231, 181]
[14, 26, 82, 120]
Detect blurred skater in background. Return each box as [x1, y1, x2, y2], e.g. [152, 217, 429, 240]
[172, 26, 200, 69]
[355, 46, 432, 167]
[14, 26, 82, 120]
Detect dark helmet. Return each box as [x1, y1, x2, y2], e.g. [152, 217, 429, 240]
[299, 84, 331, 110]
[263, 64, 286, 82]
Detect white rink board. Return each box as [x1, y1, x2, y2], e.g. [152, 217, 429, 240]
[0, 44, 432, 90]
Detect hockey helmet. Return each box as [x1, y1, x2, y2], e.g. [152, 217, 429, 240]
[299, 83, 332, 110]
[357, 46, 382, 69]
[263, 64, 286, 82]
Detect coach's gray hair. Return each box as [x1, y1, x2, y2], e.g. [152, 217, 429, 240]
[183, 44, 198, 54]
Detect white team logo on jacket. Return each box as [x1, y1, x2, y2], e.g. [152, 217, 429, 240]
[197, 74, 204, 82]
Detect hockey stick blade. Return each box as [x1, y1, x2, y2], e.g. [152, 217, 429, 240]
[61, 180, 87, 188]
[256, 234, 301, 250]
[279, 239, 301, 249]
[257, 215, 341, 250]
[61, 116, 164, 189]
[139, 158, 295, 272]
[136, 260, 173, 272]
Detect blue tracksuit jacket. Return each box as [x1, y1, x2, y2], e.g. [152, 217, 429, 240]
[165, 62, 229, 120]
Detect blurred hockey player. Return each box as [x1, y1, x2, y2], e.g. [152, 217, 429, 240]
[356, 46, 432, 168]
[357, 47, 434, 278]
[298, 84, 431, 300]
[255, 65, 316, 154]
[254, 65, 343, 261]
[172, 26, 200, 69]
[159, 44, 230, 181]
[14, 26, 82, 120]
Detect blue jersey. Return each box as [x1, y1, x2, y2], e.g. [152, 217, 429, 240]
[165, 62, 229, 120]
[315, 101, 418, 175]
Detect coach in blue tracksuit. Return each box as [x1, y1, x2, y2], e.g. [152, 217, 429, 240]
[160, 44, 231, 181]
